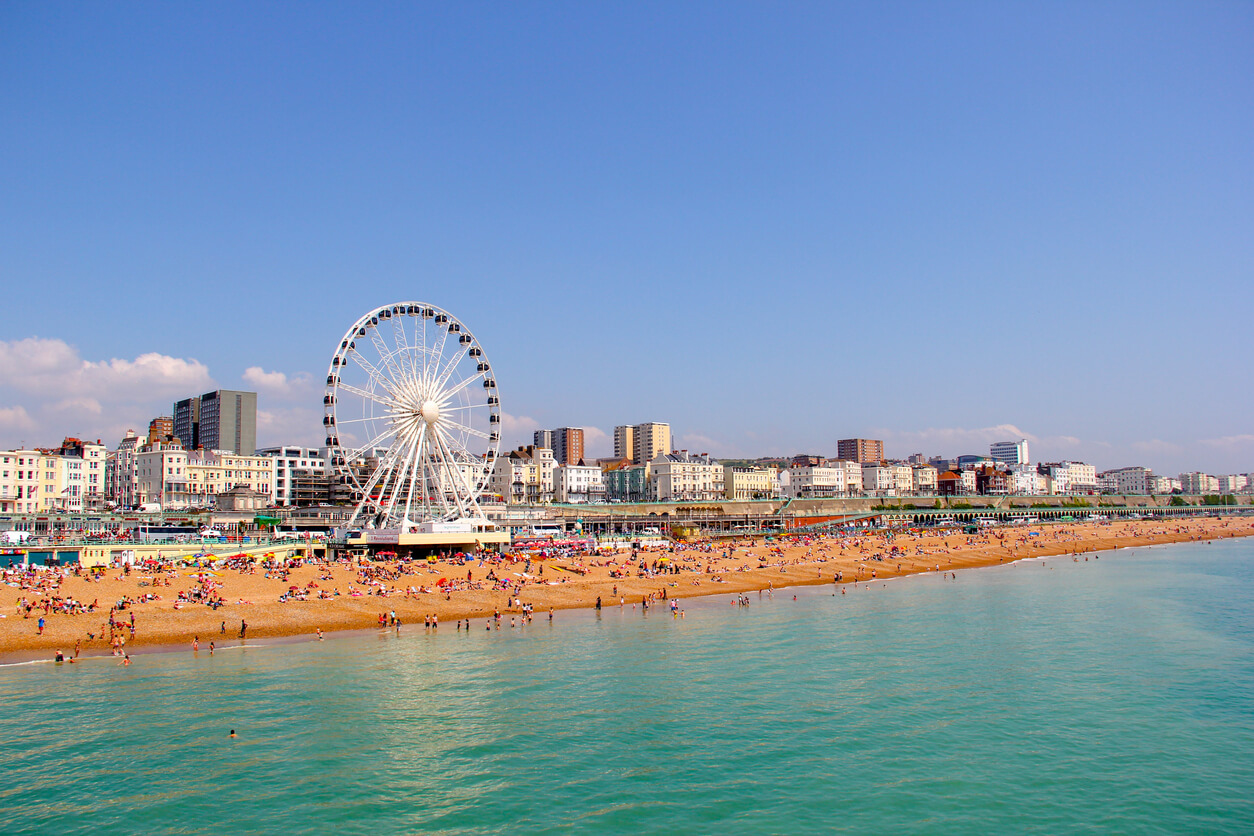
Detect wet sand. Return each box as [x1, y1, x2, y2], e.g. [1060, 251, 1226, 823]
[3, 517, 1250, 662]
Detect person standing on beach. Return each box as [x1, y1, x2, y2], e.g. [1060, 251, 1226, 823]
[239, 620, 247, 640]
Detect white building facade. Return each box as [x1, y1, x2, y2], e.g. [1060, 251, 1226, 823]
[1009, 465, 1044, 495]
[912, 465, 938, 495]
[1099, 466, 1153, 495]
[554, 462, 605, 504]
[186, 450, 277, 506]
[136, 441, 191, 508]
[723, 465, 778, 500]
[1179, 472, 1220, 494]
[990, 439, 1030, 466]
[784, 465, 846, 499]
[1045, 462, 1097, 495]
[1218, 474, 1249, 494]
[259, 446, 328, 506]
[650, 452, 723, 502]
[489, 446, 556, 504]
[861, 464, 894, 496]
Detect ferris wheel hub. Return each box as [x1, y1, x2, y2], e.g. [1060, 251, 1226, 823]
[419, 400, 441, 425]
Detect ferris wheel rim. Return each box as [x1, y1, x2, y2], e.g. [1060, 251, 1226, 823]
[323, 301, 501, 528]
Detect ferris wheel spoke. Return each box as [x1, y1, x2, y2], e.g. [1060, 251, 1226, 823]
[392, 317, 420, 387]
[334, 381, 394, 408]
[401, 430, 425, 527]
[334, 415, 389, 426]
[347, 352, 397, 400]
[377, 440, 416, 521]
[448, 428, 487, 513]
[384, 432, 420, 523]
[440, 402, 490, 412]
[435, 423, 483, 513]
[341, 423, 399, 462]
[431, 339, 471, 393]
[425, 425, 459, 517]
[423, 323, 451, 393]
[420, 428, 437, 523]
[430, 427, 472, 519]
[442, 418, 490, 441]
[437, 370, 488, 404]
[416, 316, 429, 392]
[369, 326, 407, 385]
[353, 444, 403, 521]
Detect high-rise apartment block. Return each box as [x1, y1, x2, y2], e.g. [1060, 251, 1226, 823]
[174, 390, 257, 455]
[533, 427, 585, 466]
[615, 422, 671, 465]
[636, 422, 670, 464]
[613, 425, 635, 461]
[836, 438, 883, 464]
[990, 439, 1030, 466]
[172, 397, 200, 449]
[552, 427, 584, 466]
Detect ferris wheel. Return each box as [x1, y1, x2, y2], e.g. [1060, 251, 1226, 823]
[324, 303, 501, 530]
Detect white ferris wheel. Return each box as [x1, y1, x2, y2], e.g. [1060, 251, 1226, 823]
[324, 302, 501, 531]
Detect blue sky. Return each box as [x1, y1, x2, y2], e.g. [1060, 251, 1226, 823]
[1, 2, 1251, 474]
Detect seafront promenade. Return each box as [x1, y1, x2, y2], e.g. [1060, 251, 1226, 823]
[3, 516, 1250, 660]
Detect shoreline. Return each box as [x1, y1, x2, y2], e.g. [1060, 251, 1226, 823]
[3, 517, 1251, 665]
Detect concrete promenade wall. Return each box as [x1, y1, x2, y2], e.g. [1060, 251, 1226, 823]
[540, 494, 1252, 521]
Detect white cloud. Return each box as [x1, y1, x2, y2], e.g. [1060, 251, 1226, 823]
[1130, 438, 1184, 456]
[50, 397, 104, 415]
[0, 337, 215, 448]
[678, 432, 729, 456]
[0, 406, 37, 434]
[583, 426, 612, 457]
[257, 408, 324, 448]
[874, 424, 1037, 456]
[243, 367, 314, 400]
[499, 412, 540, 450]
[1199, 434, 1254, 449]
[0, 337, 212, 399]
[244, 367, 292, 395]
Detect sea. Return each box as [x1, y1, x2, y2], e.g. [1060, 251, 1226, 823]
[2, 537, 1253, 834]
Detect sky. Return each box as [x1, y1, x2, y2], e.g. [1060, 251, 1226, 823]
[1, 1, 1251, 475]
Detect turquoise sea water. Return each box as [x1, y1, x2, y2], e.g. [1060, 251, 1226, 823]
[3, 538, 1254, 834]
